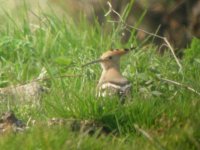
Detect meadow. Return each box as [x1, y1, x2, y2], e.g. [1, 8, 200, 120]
[0, 1, 200, 150]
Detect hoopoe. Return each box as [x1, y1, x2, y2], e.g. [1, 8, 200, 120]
[83, 48, 133, 103]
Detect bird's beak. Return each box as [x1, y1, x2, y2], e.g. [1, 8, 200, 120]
[82, 47, 135, 67]
[82, 59, 103, 67]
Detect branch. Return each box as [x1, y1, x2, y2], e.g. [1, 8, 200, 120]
[158, 43, 169, 53]
[163, 38, 182, 72]
[105, 1, 182, 72]
[160, 78, 200, 96]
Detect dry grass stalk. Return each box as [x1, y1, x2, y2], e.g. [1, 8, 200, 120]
[160, 78, 200, 96]
[105, 1, 182, 72]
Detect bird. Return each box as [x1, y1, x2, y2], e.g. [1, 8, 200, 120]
[83, 48, 133, 103]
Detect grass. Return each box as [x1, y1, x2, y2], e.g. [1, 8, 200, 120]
[0, 1, 200, 150]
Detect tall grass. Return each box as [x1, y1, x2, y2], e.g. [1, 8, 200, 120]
[0, 1, 200, 150]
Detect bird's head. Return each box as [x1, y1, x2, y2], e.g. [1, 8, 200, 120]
[82, 48, 134, 70]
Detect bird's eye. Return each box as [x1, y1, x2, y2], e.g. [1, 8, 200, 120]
[108, 56, 112, 59]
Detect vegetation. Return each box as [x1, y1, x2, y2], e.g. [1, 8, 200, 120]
[0, 2, 200, 150]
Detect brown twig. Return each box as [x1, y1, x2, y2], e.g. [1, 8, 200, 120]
[160, 78, 200, 96]
[105, 1, 182, 72]
[163, 38, 182, 71]
[158, 43, 169, 53]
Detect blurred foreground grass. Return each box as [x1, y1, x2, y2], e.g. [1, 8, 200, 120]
[0, 1, 200, 150]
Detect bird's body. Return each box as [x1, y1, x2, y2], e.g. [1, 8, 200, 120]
[97, 67, 132, 103]
[83, 48, 133, 102]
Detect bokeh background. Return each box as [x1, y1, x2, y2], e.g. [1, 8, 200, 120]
[1, 0, 199, 56]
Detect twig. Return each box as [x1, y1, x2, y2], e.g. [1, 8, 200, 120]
[163, 38, 182, 72]
[160, 78, 200, 96]
[105, 1, 182, 72]
[134, 124, 165, 150]
[26, 117, 32, 126]
[158, 43, 169, 53]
